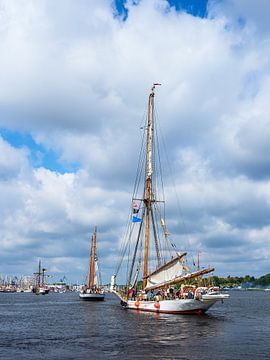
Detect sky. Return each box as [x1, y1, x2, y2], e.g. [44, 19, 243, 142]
[0, 0, 270, 284]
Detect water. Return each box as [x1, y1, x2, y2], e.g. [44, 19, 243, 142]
[0, 291, 269, 359]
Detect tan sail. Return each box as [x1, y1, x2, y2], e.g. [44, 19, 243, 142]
[145, 253, 187, 288]
[145, 267, 215, 292]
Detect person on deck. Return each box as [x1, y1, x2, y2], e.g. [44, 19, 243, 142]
[147, 291, 153, 301]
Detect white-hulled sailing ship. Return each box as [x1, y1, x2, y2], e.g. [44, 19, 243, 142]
[112, 84, 229, 314]
[33, 259, 50, 295]
[79, 226, 105, 301]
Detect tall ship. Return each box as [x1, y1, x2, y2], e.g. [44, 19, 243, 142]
[79, 226, 105, 301]
[112, 84, 229, 314]
[33, 259, 50, 295]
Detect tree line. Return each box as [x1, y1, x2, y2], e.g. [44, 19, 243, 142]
[212, 274, 270, 288]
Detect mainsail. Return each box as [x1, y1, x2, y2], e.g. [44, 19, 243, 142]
[146, 253, 187, 289]
[145, 267, 215, 292]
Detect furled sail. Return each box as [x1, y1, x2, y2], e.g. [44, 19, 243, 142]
[146, 253, 187, 289]
[94, 260, 99, 286]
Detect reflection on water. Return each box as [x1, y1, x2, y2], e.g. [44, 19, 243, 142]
[0, 291, 269, 359]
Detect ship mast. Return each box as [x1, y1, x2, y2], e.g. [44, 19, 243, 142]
[41, 267, 47, 287]
[38, 259, 41, 287]
[89, 226, 97, 288]
[143, 84, 160, 289]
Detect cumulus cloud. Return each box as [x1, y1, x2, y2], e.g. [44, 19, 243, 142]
[0, 136, 128, 280]
[0, 137, 29, 179]
[0, 0, 270, 281]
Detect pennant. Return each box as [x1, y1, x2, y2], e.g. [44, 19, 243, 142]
[132, 216, 141, 223]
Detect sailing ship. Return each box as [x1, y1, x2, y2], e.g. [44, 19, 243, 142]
[33, 259, 50, 295]
[112, 84, 229, 314]
[79, 226, 105, 301]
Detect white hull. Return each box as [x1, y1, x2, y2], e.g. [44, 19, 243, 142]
[79, 292, 105, 301]
[35, 287, 49, 295]
[201, 293, 229, 301]
[125, 297, 224, 314]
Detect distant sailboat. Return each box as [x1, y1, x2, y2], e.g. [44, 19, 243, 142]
[33, 260, 50, 295]
[79, 226, 105, 301]
[112, 84, 229, 314]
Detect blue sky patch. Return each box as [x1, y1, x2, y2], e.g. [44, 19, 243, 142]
[0, 129, 79, 174]
[114, 0, 209, 19]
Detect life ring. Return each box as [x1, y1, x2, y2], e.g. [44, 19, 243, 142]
[154, 302, 160, 309]
[135, 300, 140, 307]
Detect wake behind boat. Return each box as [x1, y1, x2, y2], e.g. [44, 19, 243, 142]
[79, 226, 105, 301]
[112, 84, 229, 314]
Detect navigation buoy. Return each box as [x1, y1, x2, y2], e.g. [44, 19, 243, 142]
[154, 301, 160, 309]
[135, 300, 140, 307]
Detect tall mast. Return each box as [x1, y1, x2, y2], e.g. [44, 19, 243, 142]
[42, 268, 45, 287]
[88, 235, 94, 287]
[93, 225, 97, 274]
[197, 252, 201, 286]
[38, 259, 41, 287]
[89, 226, 97, 288]
[143, 84, 160, 289]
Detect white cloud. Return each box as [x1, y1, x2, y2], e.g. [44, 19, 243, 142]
[0, 137, 29, 179]
[0, 0, 270, 281]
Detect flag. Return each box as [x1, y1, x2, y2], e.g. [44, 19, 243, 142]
[132, 216, 141, 223]
[132, 202, 139, 213]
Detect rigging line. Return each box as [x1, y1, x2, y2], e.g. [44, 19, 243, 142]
[133, 113, 148, 198]
[133, 129, 146, 197]
[127, 207, 146, 287]
[134, 148, 146, 197]
[152, 146, 165, 263]
[115, 206, 136, 277]
[131, 228, 143, 289]
[152, 122, 167, 264]
[154, 200, 176, 258]
[115, 203, 142, 278]
[154, 111, 166, 215]
[153, 109, 173, 260]
[114, 223, 130, 276]
[155, 110, 194, 254]
[115, 219, 134, 276]
[131, 224, 143, 289]
[114, 214, 130, 275]
[150, 206, 161, 268]
[115, 159, 144, 277]
[114, 113, 147, 276]
[158, 208, 173, 261]
[153, 201, 166, 263]
[125, 231, 132, 290]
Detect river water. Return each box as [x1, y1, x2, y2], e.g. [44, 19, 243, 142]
[0, 290, 269, 359]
